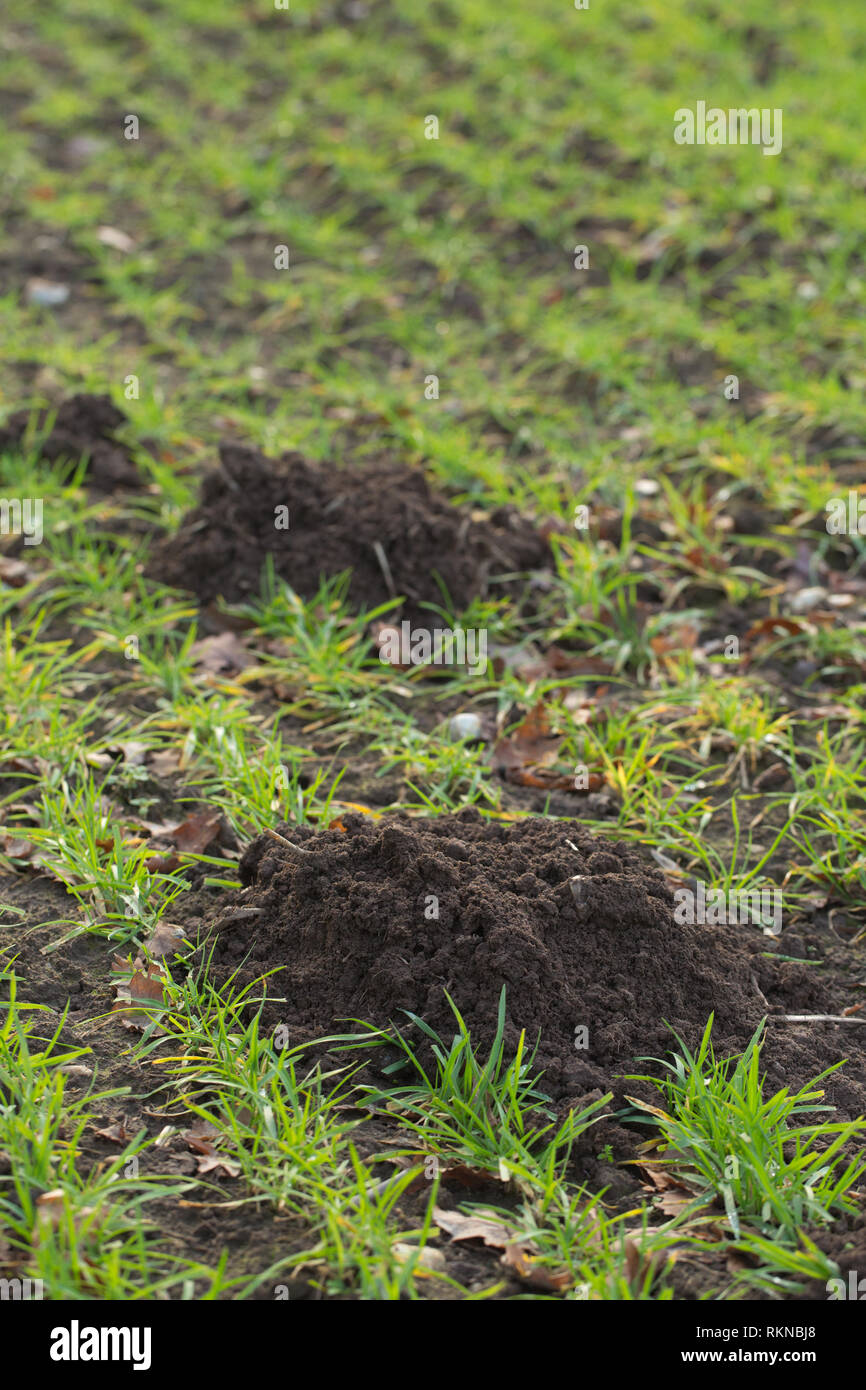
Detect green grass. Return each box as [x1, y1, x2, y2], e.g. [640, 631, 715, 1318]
[351, 987, 612, 1181]
[0, 0, 864, 1300]
[24, 774, 190, 941]
[628, 1016, 866, 1241]
[0, 966, 222, 1298]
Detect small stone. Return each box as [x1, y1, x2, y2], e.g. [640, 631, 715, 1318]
[26, 278, 70, 307]
[392, 1242, 446, 1271]
[63, 135, 108, 165]
[96, 225, 135, 253]
[788, 586, 827, 614]
[569, 875, 590, 916]
[448, 712, 482, 742]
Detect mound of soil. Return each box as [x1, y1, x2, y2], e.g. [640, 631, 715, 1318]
[0, 392, 141, 490]
[201, 811, 866, 1116]
[147, 443, 548, 620]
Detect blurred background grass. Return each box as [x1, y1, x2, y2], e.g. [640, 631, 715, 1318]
[0, 0, 864, 510]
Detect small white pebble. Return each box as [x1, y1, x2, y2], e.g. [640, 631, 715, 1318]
[788, 586, 827, 614]
[449, 712, 482, 741]
[569, 875, 590, 914]
[26, 278, 70, 307]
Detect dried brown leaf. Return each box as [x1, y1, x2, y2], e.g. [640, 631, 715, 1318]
[195, 1153, 241, 1179]
[190, 631, 252, 675]
[167, 810, 222, 854]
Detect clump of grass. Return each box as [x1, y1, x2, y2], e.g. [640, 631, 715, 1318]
[730, 1230, 843, 1300]
[139, 965, 359, 1213]
[371, 721, 502, 812]
[479, 1187, 685, 1300]
[231, 563, 398, 710]
[280, 1145, 456, 1300]
[23, 775, 189, 942]
[627, 1015, 866, 1241]
[0, 966, 219, 1298]
[136, 966, 466, 1297]
[351, 987, 611, 1182]
[181, 725, 346, 839]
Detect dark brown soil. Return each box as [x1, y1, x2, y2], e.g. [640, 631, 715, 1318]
[200, 810, 866, 1118]
[0, 392, 141, 490]
[147, 442, 549, 621]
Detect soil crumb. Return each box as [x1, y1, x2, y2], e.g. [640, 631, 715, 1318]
[0, 392, 141, 490]
[147, 443, 548, 620]
[200, 811, 866, 1115]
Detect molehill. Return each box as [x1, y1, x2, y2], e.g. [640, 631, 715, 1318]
[200, 810, 866, 1116]
[0, 392, 140, 490]
[147, 442, 548, 621]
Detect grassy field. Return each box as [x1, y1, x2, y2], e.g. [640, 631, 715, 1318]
[1, 0, 866, 1304]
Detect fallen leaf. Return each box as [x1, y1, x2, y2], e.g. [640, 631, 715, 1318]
[34, 1190, 97, 1239]
[166, 809, 222, 854]
[108, 740, 149, 766]
[0, 833, 36, 860]
[796, 703, 855, 721]
[787, 585, 828, 614]
[183, 1121, 222, 1155]
[389, 1157, 498, 1192]
[124, 966, 166, 1002]
[655, 1189, 699, 1218]
[493, 643, 612, 684]
[745, 616, 806, 642]
[147, 748, 184, 777]
[435, 1207, 573, 1291]
[145, 851, 181, 874]
[190, 631, 252, 675]
[434, 1207, 516, 1249]
[624, 1238, 642, 1284]
[637, 1164, 700, 1217]
[35, 1190, 70, 1228]
[93, 1120, 132, 1145]
[650, 624, 699, 659]
[439, 1163, 497, 1190]
[752, 762, 789, 791]
[623, 1234, 670, 1289]
[144, 921, 189, 958]
[112, 959, 169, 1032]
[0, 556, 34, 587]
[195, 1153, 241, 1178]
[492, 702, 561, 772]
[501, 1243, 572, 1291]
[726, 1248, 752, 1277]
[492, 703, 603, 791]
[0, 755, 46, 777]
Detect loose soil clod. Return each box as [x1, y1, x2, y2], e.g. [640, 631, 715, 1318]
[0, 392, 141, 490]
[148, 442, 549, 619]
[201, 810, 866, 1116]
